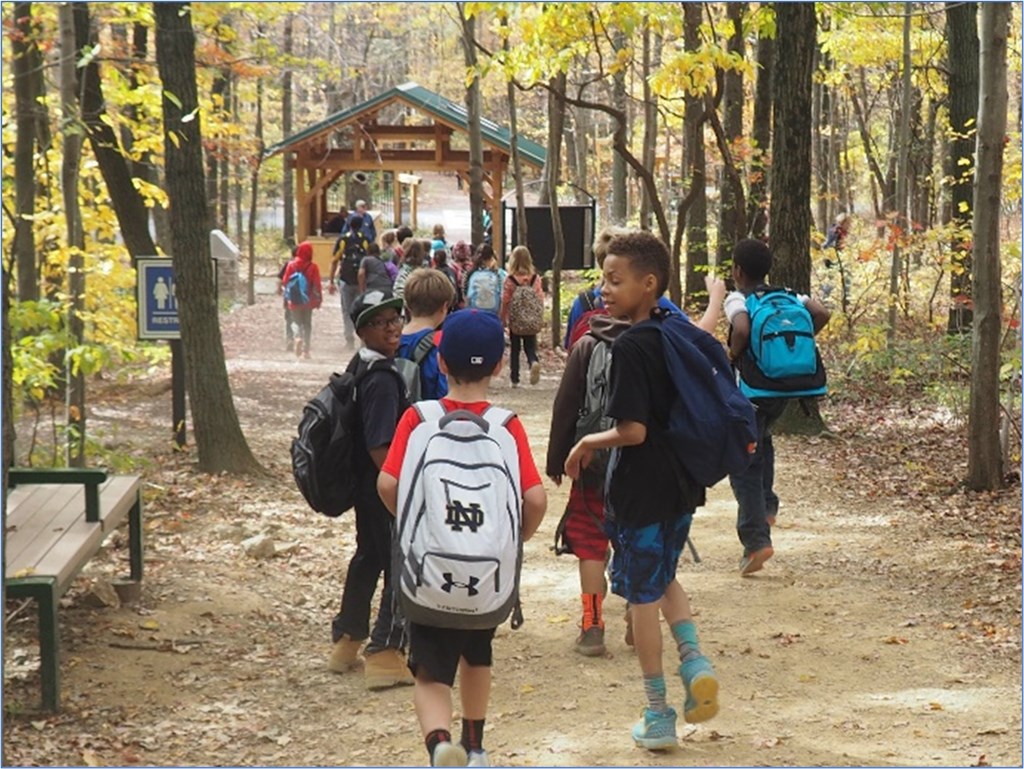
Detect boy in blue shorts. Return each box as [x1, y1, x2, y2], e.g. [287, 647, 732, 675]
[565, 231, 718, 751]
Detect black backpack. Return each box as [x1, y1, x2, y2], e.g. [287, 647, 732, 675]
[291, 359, 403, 516]
[336, 232, 368, 285]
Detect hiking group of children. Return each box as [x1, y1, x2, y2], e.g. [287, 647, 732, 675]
[280, 218, 547, 390]
[293, 224, 829, 766]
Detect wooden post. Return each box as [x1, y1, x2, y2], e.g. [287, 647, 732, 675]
[491, 163, 505, 255]
[411, 181, 419, 229]
[393, 171, 402, 226]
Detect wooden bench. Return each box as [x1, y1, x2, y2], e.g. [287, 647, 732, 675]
[4, 468, 143, 711]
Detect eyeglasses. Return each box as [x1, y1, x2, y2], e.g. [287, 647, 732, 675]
[366, 315, 403, 330]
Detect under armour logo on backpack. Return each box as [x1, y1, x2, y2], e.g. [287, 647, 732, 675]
[445, 500, 484, 532]
[441, 573, 480, 596]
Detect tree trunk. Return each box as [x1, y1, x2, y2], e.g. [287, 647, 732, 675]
[503, 13, 527, 246]
[2, 263, 12, 604]
[717, 2, 746, 264]
[282, 13, 295, 245]
[248, 74, 263, 307]
[457, 4, 485, 246]
[945, 1, 979, 334]
[747, 27, 773, 240]
[887, 3, 913, 344]
[12, 1, 40, 302]
[59, 5, 86, 467]
[640, 18, 660, 231]
[72, 4, 158, 259]
[154, 2, 262, 475]
[548, 75, 567, 348]
[611, 31, 627, 225]
[683, 3, 708, 302]
[967, 2, 1009, 491]
[770, 3, 825, 435]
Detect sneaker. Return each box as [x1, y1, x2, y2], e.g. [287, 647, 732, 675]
[739, 545, 774, 577]
[431, 741, 468, 767]
[529, 361, 541, 385]
[327, 634, 363, 673]
[679, 654, 719, 723]
[511, 381, 519, 388]
[294, 337, 303, 357]
[624, 605, 634, 647]
[631, 707, 678, 750]
[364, 648, 414, 690]
[466, 749, 489, 767]
[575, 625, 606, 657]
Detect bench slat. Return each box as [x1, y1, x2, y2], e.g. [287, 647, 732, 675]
[98, 476, 141, 533]
[5, 485, 89, 573]
[31, 522, 106, 591]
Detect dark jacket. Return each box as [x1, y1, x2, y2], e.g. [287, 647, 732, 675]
[545, 314, 630, 478]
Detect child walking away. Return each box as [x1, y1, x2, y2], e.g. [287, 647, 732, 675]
[277, 245, 298, 351]
[328, 290, 415, 691]
[398, 269, 455, 402]
[378, 309, 547, 768]
[548, 266, 725, 658]
[500, 246, 545, 387]
[280, 241, 323, 359]
[564, 231, 722, 751]
[463, 244, 506, 315]
[724, 239, 831, 576]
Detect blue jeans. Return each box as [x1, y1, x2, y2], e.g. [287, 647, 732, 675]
[729, 400, 785, 555]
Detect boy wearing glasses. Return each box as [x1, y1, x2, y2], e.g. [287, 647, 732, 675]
[329, 290, 415, 690]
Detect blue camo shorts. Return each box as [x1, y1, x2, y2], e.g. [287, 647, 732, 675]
[606, 513, 694, 604]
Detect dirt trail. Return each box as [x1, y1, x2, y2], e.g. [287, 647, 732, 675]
[3, 293, 1021, 767]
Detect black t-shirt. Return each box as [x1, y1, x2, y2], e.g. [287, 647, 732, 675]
[353, 362, 408, 505]
[605, 322, 702, 526]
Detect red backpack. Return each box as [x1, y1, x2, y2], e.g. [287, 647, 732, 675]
[567, 289, 608, 349]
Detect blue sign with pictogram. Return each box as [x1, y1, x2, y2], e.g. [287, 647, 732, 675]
[136, 257, 180, 340]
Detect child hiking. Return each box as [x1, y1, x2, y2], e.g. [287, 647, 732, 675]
[378, 309, 547, 767]
[398, 269, 455, 402]
[280, 241, 323, 359]
[548, 231, 725, 657]
[564, 231, 719, 751]
[500, 245, 545, 387]
[328, 290, 415, 691]
[724, 239, 831, 576]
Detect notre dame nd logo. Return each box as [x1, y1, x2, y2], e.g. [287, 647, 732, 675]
[445, 499, 484, 532]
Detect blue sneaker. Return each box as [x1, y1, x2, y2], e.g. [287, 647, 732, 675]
[631, 707, 678, 750]
[679, 654, 719, 723]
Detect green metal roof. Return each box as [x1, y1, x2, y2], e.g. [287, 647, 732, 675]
[263, 81, 546, 168]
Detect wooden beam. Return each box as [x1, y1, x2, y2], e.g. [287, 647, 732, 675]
[393, 170, 402, 227]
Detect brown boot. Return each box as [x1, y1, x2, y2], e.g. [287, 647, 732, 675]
[364, 648, 414, 690]
[327, 634, 363, 673]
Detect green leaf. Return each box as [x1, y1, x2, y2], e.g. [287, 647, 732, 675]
[163, 90, 183, 109]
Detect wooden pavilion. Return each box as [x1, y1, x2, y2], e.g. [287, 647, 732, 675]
[263, 81, 546, 271]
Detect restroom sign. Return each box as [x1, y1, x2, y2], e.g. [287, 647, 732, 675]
[136, 257, 180, 340]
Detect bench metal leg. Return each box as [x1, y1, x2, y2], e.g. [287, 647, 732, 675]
[9, 577, 62, 711]
[128, 491, 144, 582]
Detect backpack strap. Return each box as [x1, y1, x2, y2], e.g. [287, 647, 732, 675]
[481, 405, 515, 431]
[409, 330, 437, 365]
[579, 288, 597, 312]
[413, 400, 446, 424]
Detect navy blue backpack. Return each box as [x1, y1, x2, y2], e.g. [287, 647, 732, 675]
[637, 310, 758, 488]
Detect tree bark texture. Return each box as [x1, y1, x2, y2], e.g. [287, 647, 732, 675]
[945, 1, 979, 334]
[747, 28, 773, 240]
[887, 3, 913, 342]
[59, 4, 86, 467]
[683, 2, 708, 301]
[769, 3, 815, 294]
[154, 2, 262, 475]
[12, 2, 40, 302]
[72, 4, 158, 260]
[503, 14, 527, 247]
[967, 2, 1009, 491]
[717, 2, 746, 265]
[457, 4, 485, 246]
[282, 13, 295, 245]
[547, 75, 567, 349]
[611, 31, 627, 225]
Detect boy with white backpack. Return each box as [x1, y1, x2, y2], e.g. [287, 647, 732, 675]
[377, 309, 547, 767]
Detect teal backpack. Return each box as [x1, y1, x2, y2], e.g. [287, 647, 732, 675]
[737, 286, 827, 399]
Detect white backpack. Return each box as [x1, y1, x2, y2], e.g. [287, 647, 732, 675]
[392, 401, 523, 630]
